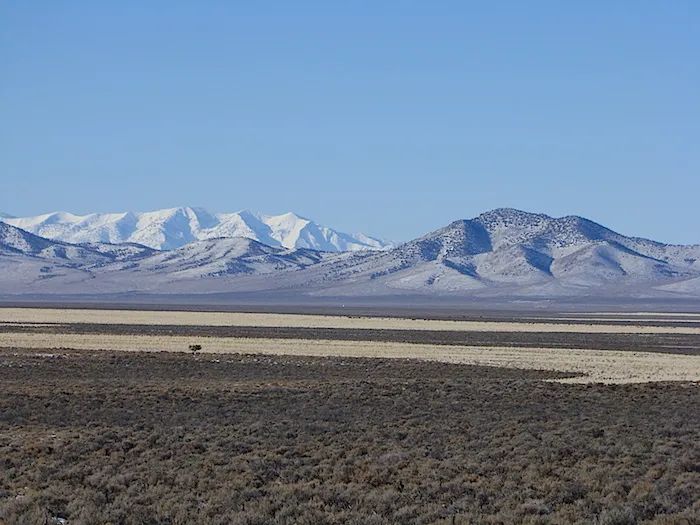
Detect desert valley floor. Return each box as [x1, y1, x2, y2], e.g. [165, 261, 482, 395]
[1, 307, 699, 523]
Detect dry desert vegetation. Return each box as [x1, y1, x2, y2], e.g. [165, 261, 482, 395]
[0, 307, 699, 524]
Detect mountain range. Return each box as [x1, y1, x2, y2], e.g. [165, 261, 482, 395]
[1, 207, 392, 252]
[1, 208, 699, 300]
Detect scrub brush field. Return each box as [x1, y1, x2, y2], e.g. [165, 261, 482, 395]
[1, 308, 699, 524]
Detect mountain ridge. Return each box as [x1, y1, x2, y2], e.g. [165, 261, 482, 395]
[1, 207, 394, 252]
[1, 208, 699, 299]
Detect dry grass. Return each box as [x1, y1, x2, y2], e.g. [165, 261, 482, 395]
[2, 331, 700, 384]
[2, 308, 700, 334]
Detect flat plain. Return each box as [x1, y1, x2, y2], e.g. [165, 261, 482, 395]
[1, 307, 699, 524]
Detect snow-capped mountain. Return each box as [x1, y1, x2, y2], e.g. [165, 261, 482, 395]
[296, 208, 700, 296]
[0, 221, 159, 293]
[1, 207, 393, 252]
[1, 208, 699, 299]
[0, 221, 158, 265]
[1, 221, 108, 263]
[102, 237, 330, 280]
[0, 226, 336, 294]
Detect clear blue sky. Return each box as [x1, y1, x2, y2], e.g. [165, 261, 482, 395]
[1, 2, 698, 243]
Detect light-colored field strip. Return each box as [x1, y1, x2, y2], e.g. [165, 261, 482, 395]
[588, 312, 700, 317]
[2, 308, 700, 334]
[2, 332, 700, 385]
[525, 317, 700, 324]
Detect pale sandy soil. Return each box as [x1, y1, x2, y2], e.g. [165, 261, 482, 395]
[3, 308, 700, 334]
[588, 312, 700, 317]
[3, 332, 700, 385]
[524, 317, 700, 324]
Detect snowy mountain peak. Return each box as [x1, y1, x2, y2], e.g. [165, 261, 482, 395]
[469, 209, 616, 252]
[1, 208, 394, 252]
[476, 208, 561, 235]
[477, 207, 549, 222]
[273, 211, 305, 219]
[300, 208, 700, 296]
